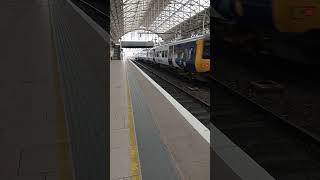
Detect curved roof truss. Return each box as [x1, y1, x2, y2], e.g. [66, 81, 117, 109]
[111, 0, 210, 42]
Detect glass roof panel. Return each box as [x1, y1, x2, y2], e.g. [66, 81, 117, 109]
[122, 0, 153, 33]
[148, 0, 210, 33]
[111, 0, 209, 40]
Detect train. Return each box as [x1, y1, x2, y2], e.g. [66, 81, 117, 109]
[213, 0, 320, 63]
[135, 34, 210, 76]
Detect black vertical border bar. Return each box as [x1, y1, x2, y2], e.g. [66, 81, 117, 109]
[210, 0, 215, 179]
[105, 0, 111, 179]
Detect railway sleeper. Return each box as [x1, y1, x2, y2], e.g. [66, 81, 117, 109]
[213, 121, 267, 131]
[177, 99, 195, 104]
[275, 171, 320, 180]
[189, 108, 208, 114]
[254, 151, 314, 166]
[181, 102, 203, 109]
[246, 140, 311, 154]
[219, 127, 294, 145]
[259, 160, 320, 179]
[213, 112, 243, 119]
[195, 114, 210, 121]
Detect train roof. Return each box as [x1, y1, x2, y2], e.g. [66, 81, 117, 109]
[150, 34, 210, 50]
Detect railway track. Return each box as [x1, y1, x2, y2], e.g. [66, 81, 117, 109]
[213, 52, 320, 135]
[72, 0, 108, 30]
[210, 76, 320, 179]
[135, 58, 320, 178]
[133, 60, 211, 126]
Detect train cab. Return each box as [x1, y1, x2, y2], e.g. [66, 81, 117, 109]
[195, 36, 210, 73]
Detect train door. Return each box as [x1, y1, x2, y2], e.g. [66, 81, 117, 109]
[152, 49, 155, 62]
[146, 51, 148, 61]
[157, 51, 161, 63]
[156, 51, 158, 63]
[186, 41, 197, 72]
[168, 46, 173, 66]
[173, 44, 187, 69]
[164, 50, 169, 65]
[187, 45, 195, 70]
[173, 44, 182, 69]
[161, 51, 165, 64]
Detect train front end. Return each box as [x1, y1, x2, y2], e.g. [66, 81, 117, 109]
[195, 36, 210, 73]
[213, 0, 320, 64]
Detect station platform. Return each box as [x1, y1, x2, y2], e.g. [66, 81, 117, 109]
[110, 59, 210, 180]
[0, 0, 107, 179]
[0, 1, 279, 180]
[0, 0, 72, 179]
[111, 59, 277, 180]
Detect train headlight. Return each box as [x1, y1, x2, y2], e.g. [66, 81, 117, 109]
[293, 7, 316, 18]
[305, 7, 316, 16]
[202, 64, 209, 69]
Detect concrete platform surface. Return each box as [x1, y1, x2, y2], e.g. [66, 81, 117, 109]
[110, 60, 141, 180]
[127, 60, 210, 180]
[1, 0, 108, 180]
[0, 0, 72, 179]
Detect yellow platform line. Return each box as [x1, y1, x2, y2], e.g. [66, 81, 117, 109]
[126, 67, 142, 180]
[51, 30, 74, 180]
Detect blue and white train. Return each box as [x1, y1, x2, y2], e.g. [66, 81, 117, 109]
[135, 35, 210, 73]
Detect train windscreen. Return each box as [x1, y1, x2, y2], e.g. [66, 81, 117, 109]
[203, 40, 210, 59]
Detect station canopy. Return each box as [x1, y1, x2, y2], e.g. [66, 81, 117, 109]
[111, 0, 210, 42]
